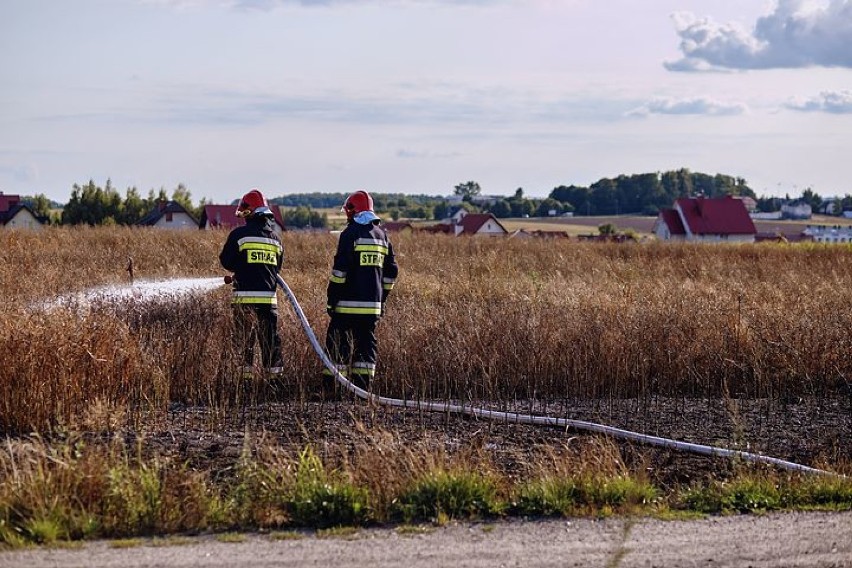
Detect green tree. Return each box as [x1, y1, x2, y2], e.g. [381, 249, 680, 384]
[800, 188, 822, 211]
[282, 206, 327, 229]
[433, 202, 450, 220]
[490, 200, 512, 218]
[61, 179, 123, 225]
[550, 185, 591, 215]
[590, 179, 617, 215]
[22, 194, 53, 220]
[404, 206, 428, 219]
[454, 181, 481, 202]
[509, 198, 534, 218]
[535, 198, 563, 217]
[119, 186, 148, 225]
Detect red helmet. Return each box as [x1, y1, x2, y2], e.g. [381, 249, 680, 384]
[342, 190, 374, 221]
[236, 189, 268, 218]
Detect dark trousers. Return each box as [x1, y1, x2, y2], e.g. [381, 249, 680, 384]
[234, 304, 283, 369]
[324, 314, 378, 391]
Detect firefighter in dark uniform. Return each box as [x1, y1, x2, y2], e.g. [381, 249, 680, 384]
[325, 190, 398, 394]
[219, 188, 284, 378]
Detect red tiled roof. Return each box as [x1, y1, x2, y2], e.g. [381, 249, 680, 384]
[201, 205, 242, 230]
[0, 194, 21, 213]
[458, 213, 507, 235]
[675, 196, 756, 235]
[659, 208, 686, 235]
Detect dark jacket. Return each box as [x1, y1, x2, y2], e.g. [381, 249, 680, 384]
[327, 220, 398, 316]
[219, 214, 283, 305]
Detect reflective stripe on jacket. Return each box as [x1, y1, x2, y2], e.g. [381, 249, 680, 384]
[219, 215, 284, 305]
[327, 221, 398, 315]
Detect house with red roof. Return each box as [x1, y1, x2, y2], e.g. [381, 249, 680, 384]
[424, 210, 507, 237]
[453, 213, 508, 236]
[653, 196, 757, 242]
[0, 193, 48, 230]
[199, 204, 285, 235]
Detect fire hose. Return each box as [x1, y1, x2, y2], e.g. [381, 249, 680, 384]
[276, 275, 840, 477]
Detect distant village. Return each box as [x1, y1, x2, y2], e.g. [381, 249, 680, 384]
[3, 188, 851, 246]
[4, 165, 852, 249]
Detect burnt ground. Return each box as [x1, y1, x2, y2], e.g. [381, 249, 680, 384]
[134, 391, 852, 486]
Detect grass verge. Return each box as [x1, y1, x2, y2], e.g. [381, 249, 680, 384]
[1, 437, 849, 549]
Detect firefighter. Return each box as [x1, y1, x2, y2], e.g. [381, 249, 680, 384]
[219, 188, 284, 379]
[324, 190, 398, 396]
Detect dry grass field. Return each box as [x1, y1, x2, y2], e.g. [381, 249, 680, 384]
[1, 226, 850, 542]
[2, 226, 851, 443]
[499, 213, 849, 239]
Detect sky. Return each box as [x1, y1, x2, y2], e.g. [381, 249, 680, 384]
[1, 0, 851, 205]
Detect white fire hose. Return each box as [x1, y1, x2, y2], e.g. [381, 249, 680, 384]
[277, 276, 840, 477]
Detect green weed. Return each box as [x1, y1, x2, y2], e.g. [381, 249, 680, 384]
[393, 469, 504, 523]
[287, 447, 371, 528]
[513, 475, 657, 517]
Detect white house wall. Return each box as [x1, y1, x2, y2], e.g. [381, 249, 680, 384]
[4, 209, 43, 230]
[653, 221, 672, 240]
[690, 234, 755, 243]
[476, 220, 506, 235]
[154, 212, 197, 230]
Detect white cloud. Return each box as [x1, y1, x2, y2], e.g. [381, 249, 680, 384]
[627, 96, 747, 117]
[666, 0, 852, 71]
[786, 89, 852, 113]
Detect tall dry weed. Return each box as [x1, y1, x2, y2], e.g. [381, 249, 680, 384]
[2, 227, 852, 434]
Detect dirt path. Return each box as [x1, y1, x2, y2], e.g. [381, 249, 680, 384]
[3, 511, 850, 568]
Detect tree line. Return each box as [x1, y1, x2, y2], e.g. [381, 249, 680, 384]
[15, 170, 851, 227]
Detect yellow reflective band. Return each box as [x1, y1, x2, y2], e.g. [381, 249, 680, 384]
[354, 244, 389, 254]
[232, 296, 277, 305]
[329, 275, 346, 284]
[334, 306, 382, 315]
[232, 298, 277, 305]
[239, 242, 281, 253]
[351, 368, 375, 376]
[238, 236, 280, 247]
[383, 283, 394, 290]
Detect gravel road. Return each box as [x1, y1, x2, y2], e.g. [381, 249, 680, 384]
[3, 511, 850, 568]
